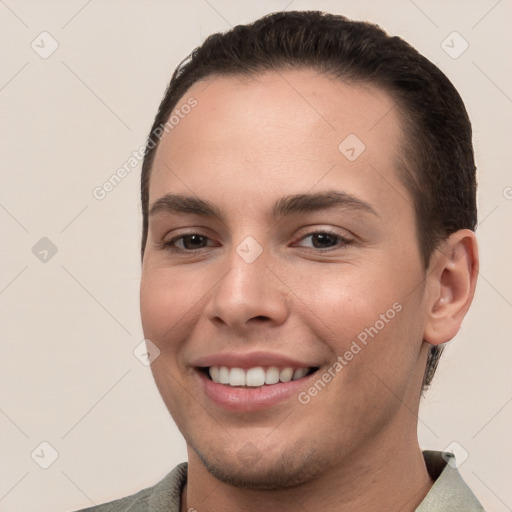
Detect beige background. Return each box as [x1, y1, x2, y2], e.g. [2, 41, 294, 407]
[1, 0, 511, 510]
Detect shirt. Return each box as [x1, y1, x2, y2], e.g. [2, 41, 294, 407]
[71, 450, 486, 511]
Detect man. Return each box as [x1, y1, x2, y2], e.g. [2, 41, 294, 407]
[75, 10, 483, 511]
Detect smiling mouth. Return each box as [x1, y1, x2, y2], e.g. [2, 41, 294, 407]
[198, 366, 319, 387]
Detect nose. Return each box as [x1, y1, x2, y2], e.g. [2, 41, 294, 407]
[203, 241, 290, 334]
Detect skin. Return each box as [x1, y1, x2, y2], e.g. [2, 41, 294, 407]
[139, 69, 478, 512]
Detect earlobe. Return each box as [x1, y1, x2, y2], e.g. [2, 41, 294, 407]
[423, 230, 479, 345]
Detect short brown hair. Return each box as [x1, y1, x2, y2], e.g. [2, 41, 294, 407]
[139, 11, 477, 390]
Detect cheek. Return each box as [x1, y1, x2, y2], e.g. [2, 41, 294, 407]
[291, 264, 398, 339]
[299, 260, 424, 366]
[342, 290, 425, 394]
[140, 269, 192, 342]
[140, 273, 166, 338]
[140, 271, 197, 416]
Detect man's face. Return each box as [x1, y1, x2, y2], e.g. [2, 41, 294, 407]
[140, 69, 431, 488]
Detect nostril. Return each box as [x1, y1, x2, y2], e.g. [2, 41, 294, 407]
[252, 315, 271, 322]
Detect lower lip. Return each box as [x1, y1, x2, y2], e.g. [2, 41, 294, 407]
[196, 369, 315, 412]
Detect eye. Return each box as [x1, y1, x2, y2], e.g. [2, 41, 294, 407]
[158, 230, 354, 254]
[160, 233, 214, 253]
[294, 230, 353, 251]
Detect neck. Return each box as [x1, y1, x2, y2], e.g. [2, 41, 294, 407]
[182, 431, 434, 512]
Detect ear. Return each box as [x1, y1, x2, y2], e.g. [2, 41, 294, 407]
[423, 229, 479, 345]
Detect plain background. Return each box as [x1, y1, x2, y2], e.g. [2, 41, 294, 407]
[1, 1, 511, 510]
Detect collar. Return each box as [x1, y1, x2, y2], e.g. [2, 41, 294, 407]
[416, 450, 486, 511]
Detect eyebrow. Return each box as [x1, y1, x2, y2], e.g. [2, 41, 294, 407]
[148, 190, 379, 221]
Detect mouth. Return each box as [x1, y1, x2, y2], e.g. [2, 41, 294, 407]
[191, 351, 324, 411]
[199, 365, 320, 387]
[195, 364, 321, 411]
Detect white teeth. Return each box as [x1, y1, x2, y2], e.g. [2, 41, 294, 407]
[265, 366, 280, 385]
[279, 368, 294, 383]
[208, 366, 311, 387]
[219, 366, 230, 384]
[293, 368, 309, 380]
[246, 367, 266, 387]
[229, 368, 246, 386]
[209, 366, 220, 382]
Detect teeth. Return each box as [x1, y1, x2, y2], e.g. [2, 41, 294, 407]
[279, 368, 294, 383]
[292, 368, 309, 380]
[219, 366, 230, 384]
[246, 367, 266, 387]
[208, 366, 311, 387]
[229, 368, 246, 386]
[209, 366, 220, 382]
[265, 366, 280, 385]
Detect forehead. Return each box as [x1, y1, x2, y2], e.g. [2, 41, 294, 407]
[149, 68, 409, 221]
[168, 68, 400, 140]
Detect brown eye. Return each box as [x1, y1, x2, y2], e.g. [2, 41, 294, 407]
[295, 231, 353, 250]
[160, 233, 213, 252]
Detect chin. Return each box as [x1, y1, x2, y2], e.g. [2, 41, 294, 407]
[191, 441, 327, 491]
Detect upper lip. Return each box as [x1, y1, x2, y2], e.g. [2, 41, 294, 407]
[192, 351, 319, 369]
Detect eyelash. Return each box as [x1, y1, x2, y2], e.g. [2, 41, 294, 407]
[158, 230, 354, 254]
